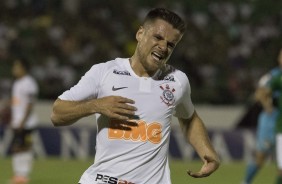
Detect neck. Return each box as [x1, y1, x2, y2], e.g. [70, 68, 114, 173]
[129, 56, 156, 77]
[129, 57, 147, 77]
[16, 73, 27, 79]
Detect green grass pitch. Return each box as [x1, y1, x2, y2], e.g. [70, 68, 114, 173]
[0, 157, 276, 184]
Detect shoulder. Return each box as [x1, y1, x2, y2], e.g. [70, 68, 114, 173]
[157, 65, 191, 95]
[87, 58, 128, 75]
[174, 69, 189, 84]
[17, 75, 38, 93]
[20, 75, 37, 86]
[161, 64, 189, 85]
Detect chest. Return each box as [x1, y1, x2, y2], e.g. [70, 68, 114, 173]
[97, 73, 182, 120]
[12, 82, 26, 97]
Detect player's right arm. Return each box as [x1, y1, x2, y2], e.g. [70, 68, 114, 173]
[50, 62, 136, 126]
[51, 96, 136, 126]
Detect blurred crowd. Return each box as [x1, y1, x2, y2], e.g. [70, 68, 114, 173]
[0, 0, 282, 104]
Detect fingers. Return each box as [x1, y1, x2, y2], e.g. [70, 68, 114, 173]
[109, 96, 137, 119]
[122, 120, 138, 127]
[114, 107, 136, 116]
[116, 96, 135, 104]
[110, 119, 138, 131]
[112, 106, 137, 120]
[96, 96, 138, 120]
[187, 155, 220, 178]
[116, 103, 137, 112]
[109, 113, 131, 121]
[110, 96, 137, 113]
[187, 170, 210, 178]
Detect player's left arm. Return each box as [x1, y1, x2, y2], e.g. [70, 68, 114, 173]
[178, 111, 220, 178]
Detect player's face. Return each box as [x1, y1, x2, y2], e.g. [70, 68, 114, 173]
[135, 19, 183, 75]
[12, 60, 26, 78]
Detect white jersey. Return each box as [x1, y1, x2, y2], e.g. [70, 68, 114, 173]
[59, 58, 195, 184]
[11, 75, 38, 129]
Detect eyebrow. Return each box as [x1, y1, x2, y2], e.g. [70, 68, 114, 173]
[153, 33, 176, 48]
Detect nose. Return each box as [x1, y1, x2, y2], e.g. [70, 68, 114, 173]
[158, 40, 167, 51]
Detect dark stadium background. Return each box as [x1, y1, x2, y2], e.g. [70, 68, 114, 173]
[1, 0, 281, 104]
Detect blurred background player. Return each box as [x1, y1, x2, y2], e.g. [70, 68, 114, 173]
[241, 69, 280, 184]
[245, 49, 282, 184]
[266, 49, 282, 184]
[242, 49, 282, 184]
[10, 58, 39, 184]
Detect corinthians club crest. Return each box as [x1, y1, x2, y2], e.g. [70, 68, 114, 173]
[160, 84, 175, 106]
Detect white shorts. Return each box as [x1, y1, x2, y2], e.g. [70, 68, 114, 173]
[276, 134, 282, 169]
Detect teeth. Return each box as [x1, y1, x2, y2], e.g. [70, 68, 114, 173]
[153, 52, 161, 57]
[152, 54, 160, 61]
[152, 52, 162, 60]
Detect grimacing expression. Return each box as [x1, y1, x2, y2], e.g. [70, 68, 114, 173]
[136, 19, 183, 74]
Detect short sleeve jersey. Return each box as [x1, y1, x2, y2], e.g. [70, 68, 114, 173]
[59, 58, 195, 184]
[11, 75, 38, 129]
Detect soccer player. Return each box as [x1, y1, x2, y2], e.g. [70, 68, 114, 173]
[10, 58, 39, 184]
[254, 49, 282, 184]
[242, 70, 280, 184]
[51, 8, 220, 184]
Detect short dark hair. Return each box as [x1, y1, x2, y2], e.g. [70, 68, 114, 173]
[143, 8, 186, 34]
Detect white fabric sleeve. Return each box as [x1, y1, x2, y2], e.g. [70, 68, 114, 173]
[59, 63, 105, 101]
[174, 72, 195, 119]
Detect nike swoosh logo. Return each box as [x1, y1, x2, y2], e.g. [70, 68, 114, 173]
[112, 86, 128, 91]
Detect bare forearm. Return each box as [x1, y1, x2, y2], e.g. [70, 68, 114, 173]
[51, 96, 137, 126]
[179, 112, 220, 177]
[180, 112, 219, 161]
[51, 99, 97, 126]
[189, 119, 217, 160]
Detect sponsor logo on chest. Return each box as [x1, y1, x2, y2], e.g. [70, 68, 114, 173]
[108, 120, 162, 144]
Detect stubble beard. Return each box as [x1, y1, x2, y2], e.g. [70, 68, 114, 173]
[136, 45, 168, 76]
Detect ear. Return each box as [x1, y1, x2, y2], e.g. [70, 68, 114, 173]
[136, 26, 144, 42]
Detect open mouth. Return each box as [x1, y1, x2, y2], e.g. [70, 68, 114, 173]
[152, 51, 165, 62]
